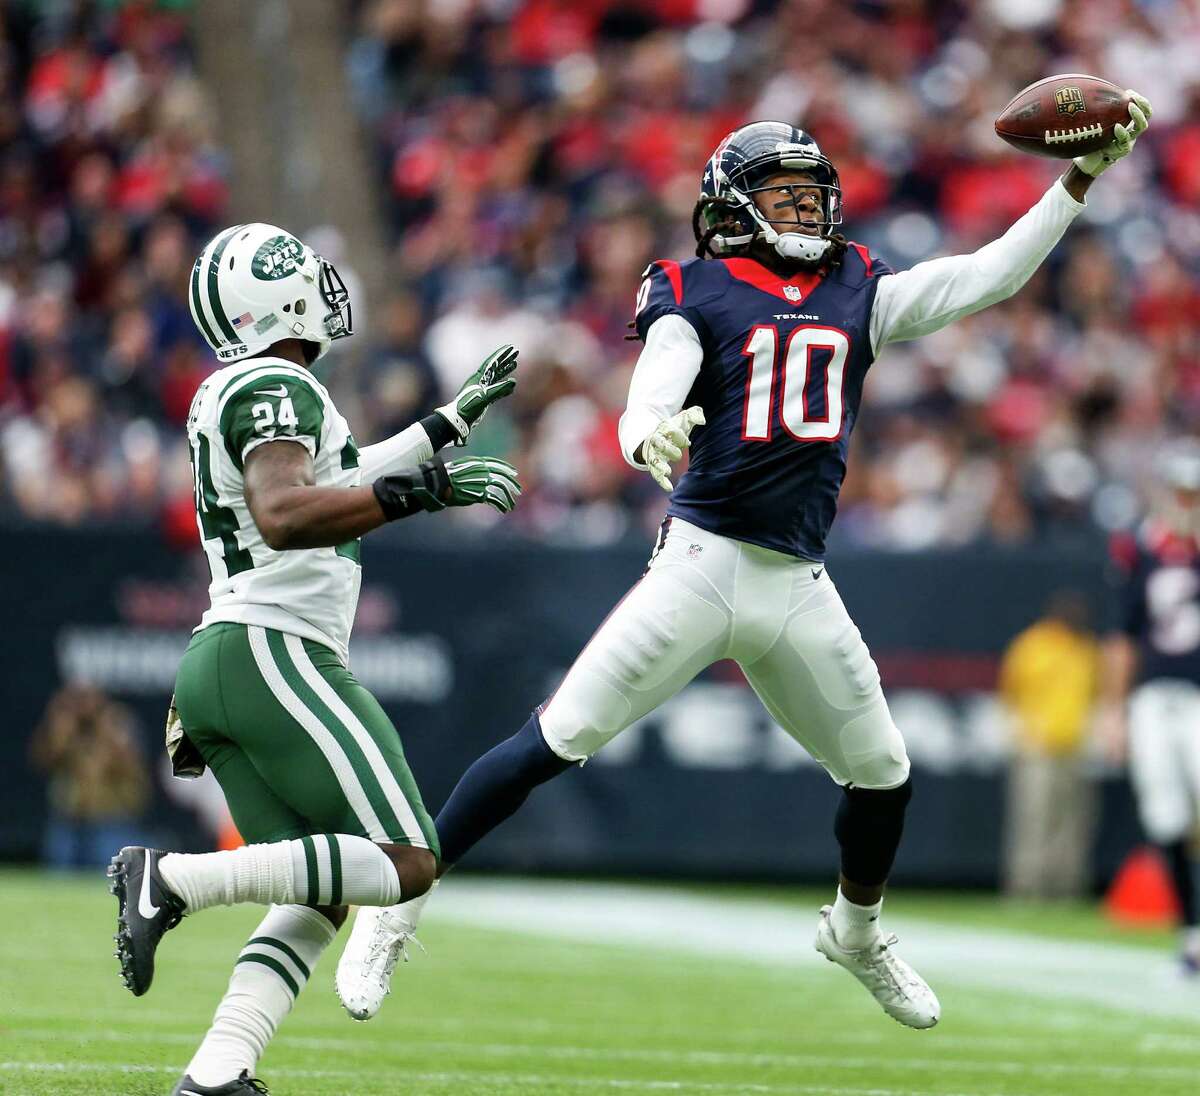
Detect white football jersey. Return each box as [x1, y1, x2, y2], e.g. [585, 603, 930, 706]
[186, 356, 362, 662]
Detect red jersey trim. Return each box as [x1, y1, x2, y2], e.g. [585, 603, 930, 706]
[848, 242, 876, 276]
[719, 257, 821, 303]
[654, 259, 684, 305]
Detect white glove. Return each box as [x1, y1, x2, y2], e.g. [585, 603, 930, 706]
[641, 406, 705, 492]
[1073, 91, 1151, 177]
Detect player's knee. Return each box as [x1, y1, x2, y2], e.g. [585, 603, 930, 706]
[381, 844, 437, 899]
[840, 714, 910, 789]
[540, 699, 606, 761]
[848, 750, 910, 790]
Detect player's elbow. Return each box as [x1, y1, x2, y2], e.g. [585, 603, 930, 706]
[251, 493, 302, 550]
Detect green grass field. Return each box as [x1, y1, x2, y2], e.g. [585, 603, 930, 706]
[3, 868, 1199, 1096]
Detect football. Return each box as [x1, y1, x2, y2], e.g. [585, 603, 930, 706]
[995, 73, 1130, 158]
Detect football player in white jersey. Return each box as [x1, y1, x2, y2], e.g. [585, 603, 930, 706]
[106, 223, 522, 1095]
[337, 96, 1152, 1033]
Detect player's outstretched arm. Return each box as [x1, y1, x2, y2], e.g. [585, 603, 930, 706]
[245, 440, 521, 550]
[358, 345, 521, 479]
[870, 92, 1151, 354]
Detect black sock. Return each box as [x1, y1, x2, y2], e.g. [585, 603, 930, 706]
[1161, 839, 1198, 928]
[435, 712, 574, 867]
[834, 778, 913, 887]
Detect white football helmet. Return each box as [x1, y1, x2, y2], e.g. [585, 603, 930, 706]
[188, 222, 353, 364]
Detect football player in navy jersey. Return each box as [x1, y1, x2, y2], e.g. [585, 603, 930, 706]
[1101, 441, 1200, 974]
[337, 105, 1152, 1028]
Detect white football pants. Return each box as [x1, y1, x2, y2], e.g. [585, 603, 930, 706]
[1128, 680, 1200, 843]
[540, 517, 910, 789]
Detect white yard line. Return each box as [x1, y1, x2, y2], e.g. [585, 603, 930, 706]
[9, 1029, 1199, 1081]
[0, 1062, 1013, 1096]
[430, 878, 1200, 1022]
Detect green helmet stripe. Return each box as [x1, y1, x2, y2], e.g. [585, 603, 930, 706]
[189, 256, 221, 350]
[206, 225, 247, 345]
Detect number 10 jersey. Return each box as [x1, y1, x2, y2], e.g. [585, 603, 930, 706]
[185, 356, 363, 663]
[633, 247, 891, 562]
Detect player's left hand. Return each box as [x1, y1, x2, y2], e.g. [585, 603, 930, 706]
[643, 406, 706, 492]
[1074, 91, 1152, 177]
[437, 344, 520, 445]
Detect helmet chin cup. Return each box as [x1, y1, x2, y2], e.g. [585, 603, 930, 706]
[774, 232, 832, 263]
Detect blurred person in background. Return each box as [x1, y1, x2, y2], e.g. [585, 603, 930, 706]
[29, 682, 150, 869]
[999, 590, 1099, 899]
[1100, 440, 1200, 973]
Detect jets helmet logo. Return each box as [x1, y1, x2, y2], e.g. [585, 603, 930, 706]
[1055, 86, 1086, 116]
[252, 235, 305, 281]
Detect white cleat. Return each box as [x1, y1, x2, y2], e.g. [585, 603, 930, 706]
[335, 904, 422, 1021]
[814, 905, 940, 1029]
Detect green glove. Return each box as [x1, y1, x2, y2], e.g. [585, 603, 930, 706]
[442, 456, 522, 512]
[436, 344, 520, 445]
[374, 455, 522, 518]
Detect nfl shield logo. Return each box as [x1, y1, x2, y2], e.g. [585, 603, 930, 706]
[1055, 86, 1086, 115]
[783, 284, 803, 302]
[687, 543, 703, 559]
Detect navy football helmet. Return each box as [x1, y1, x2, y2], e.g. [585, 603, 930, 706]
[693, 121, 842, 265]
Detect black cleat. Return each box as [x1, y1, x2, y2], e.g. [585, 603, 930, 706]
[171, 1071, 269, 1095]
[107, 845, 186, 996]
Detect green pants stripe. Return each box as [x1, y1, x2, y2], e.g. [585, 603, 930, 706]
[248, 626, 391, 840]
[263, 628, 424, 844]
[175, 622, 439, 855]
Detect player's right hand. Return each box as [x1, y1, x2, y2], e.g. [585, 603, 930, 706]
[1073, 91, 1152, 176]
[374, 455, 521, 518]
[643, 406, 705, 492]
[443, 456, 522, 513]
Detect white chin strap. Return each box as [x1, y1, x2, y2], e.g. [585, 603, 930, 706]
[773, 231, 832, 263]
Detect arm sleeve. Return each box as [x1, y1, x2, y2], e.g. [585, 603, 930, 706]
[357, 422, 435, 481]
[618, 313, 704, 469]
[869, 178, 1086, 353]
[219, 373, 325, 470]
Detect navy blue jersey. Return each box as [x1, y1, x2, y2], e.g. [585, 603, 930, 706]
[1112, 524, 1200, 685]
[634, 246, 891, 561]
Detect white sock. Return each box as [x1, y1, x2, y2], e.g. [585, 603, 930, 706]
[186, 904, 337, 1086]
[380, 878, 436, 931]
[830, 886, 883, 949]
[160, 834, 402, 914]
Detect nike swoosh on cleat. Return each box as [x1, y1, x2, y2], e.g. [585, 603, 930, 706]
[253, 384, 289, 398]
[138, 850, 160, 919]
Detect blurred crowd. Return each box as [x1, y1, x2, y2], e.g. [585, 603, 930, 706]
[0, 0, 219, 526]
[3, 0, 1200, 549]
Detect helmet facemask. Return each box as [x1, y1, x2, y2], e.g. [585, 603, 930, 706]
[740, 174, 842, 264]
[317, 255, 353, 344]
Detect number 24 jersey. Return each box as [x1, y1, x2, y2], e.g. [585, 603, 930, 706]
[185, 356, 363, 663]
